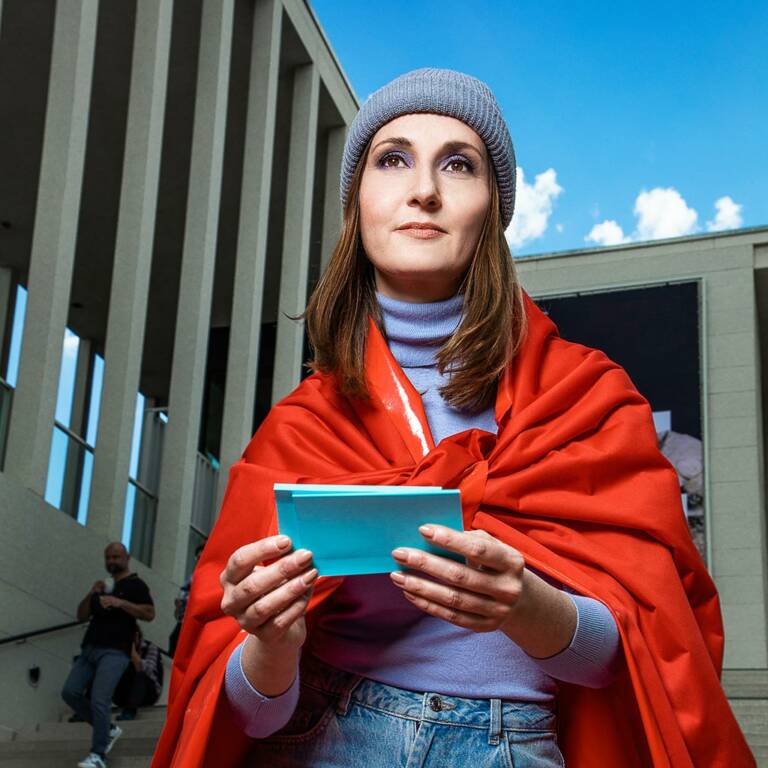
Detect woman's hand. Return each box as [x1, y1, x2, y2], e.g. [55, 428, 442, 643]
[389, 526, 524, 633]
[220, 535, 318, 650]
[389, 525, 577, 657]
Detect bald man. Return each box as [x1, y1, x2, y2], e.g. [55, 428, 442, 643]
[62, 543, 155, 768]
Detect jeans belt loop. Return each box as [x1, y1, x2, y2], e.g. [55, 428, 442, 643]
[335, 674, 363, 716]
[488, 698, 502, 745]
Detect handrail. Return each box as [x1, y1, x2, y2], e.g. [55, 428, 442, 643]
[0, 619, 173, 658]
[0, 620, 85, 646]
[53, 420, 93, 451]
[128, 475, 157, 500]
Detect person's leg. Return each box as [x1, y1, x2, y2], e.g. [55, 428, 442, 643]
[89, 648, 130, 756]
[62, 648, 96, 723]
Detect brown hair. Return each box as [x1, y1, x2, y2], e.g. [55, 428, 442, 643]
[304, 141, 528, 412]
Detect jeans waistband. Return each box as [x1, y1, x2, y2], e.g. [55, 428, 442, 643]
[299, 653, 557, 745]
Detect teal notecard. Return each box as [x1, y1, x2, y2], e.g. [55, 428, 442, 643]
[274, 484, 464, 576]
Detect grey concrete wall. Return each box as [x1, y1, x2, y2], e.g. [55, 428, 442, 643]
[515, 227, 768, 668]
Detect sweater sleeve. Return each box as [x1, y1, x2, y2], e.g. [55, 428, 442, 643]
[531, 592, 621, 688]
[224, 637, 301, 738]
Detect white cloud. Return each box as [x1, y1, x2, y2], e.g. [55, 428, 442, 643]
[555, 223, 564, 233]
[706, 195, 743, 231]
[585, 220, 631, 246]
[505, 167, 563, 250]
[634, 187, 698, 240]
[586, 186, 744, 248]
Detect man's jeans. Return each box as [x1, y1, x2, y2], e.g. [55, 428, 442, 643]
[62, 645, 130, 754]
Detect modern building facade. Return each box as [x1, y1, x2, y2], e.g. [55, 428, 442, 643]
[0, 0, 356, 729]
[1, 0, 766, 749]
[516, 226, 768, 672]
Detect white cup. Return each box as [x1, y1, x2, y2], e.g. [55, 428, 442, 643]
[103, 576, 115, 595]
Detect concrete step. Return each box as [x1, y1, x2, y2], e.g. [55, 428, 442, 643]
[724, 669, 768, 699]
[0, 716, 161, 767]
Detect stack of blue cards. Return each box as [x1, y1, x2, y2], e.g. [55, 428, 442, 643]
[274, 484, 465, 576]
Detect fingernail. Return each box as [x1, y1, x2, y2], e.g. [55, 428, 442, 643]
[392, 548, 407, 560]
[390, 571, 405, 584]
[276, 536, 291, 549]
[303, 568, 318, 585]
[295, 549, 312, 564]
[419, 525, 434, 538]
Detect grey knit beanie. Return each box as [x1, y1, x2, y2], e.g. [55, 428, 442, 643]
[340, 67, 516, 229]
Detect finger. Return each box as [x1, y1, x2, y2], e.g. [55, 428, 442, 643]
[390, 570, 510, 620]
[417, 525, 522, 572]
[391, 546, 518, 602]
[401, 591, 497, 632]
[223, 549, 314, 614]
[222, 535, 293, 586]
[238, 568, 317, 632]
[248, 586, 313, 643]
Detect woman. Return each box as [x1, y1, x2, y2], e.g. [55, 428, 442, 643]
[153, 69, 753, 767]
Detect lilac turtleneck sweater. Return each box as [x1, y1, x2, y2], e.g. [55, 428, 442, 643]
[224, 293, 620, 738]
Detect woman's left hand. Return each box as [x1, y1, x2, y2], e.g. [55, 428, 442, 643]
[389, 525, 525, 633]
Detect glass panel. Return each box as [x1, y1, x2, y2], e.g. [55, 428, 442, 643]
[128, 393, 144, 480]
[44, 424, 93, 521]
[55, 329, 80, 428]
[127, 482, 157, 566]
[85, 354, 104, 447]
[0, 381, 12, 469]
[5, 284, 27, 387]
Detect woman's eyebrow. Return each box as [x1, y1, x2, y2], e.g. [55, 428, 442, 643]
[371, 136, 486, 160]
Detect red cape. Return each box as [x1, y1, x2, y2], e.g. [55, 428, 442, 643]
[152, 293, 753, 767]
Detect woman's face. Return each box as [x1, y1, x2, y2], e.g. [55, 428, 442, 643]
[359, 113, 491, 303]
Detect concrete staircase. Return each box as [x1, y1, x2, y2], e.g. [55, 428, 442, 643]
[724, 670, 768, 766]
[0, 707, 164, 768]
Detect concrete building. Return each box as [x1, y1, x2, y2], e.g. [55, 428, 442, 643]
[0, 0, 356, 730]
[515, 227, 768, 677]
[0, 0, 765, 760]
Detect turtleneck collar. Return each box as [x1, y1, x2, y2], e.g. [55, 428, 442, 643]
[376, 291, 464, 368]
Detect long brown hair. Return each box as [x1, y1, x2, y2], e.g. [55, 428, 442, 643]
[305, 141, 528, 413]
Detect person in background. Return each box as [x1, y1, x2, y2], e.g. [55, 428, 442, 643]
[62, 542, 154, 768]
[113, 629, 163, 720]
[168, 542, 205, 658]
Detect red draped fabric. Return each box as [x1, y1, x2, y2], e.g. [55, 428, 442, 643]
[152, 293, 753, 768]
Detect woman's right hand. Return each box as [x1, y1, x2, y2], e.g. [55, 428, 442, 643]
[220, 535, 318, 651]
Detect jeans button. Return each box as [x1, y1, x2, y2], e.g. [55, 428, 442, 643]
[429, 695, 442, 712]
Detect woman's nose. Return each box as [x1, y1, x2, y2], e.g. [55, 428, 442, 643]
[408, 168, 441, 210]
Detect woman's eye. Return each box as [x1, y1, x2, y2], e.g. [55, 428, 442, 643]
[378, 152, 408, 168]
[445, 156, 473, 173]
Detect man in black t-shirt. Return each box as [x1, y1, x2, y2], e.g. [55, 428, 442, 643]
[62, 543, 155, 768]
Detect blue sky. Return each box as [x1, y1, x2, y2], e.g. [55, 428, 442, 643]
[311, 0, 767, 256]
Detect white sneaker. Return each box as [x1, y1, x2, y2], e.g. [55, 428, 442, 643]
[77, 754, 106, 768]
[105, 724, 122, 754]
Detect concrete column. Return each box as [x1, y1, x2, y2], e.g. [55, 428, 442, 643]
[216, 0, 282, 509]
[271, 63, 320, 404]
[87, 0, 172, 541]
[152, 0, 234, 584]
[320, 125, 346, 271]
[4, 0, 97, 494]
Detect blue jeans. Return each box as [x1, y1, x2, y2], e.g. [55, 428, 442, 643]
[248, 654, 564, 767]
[62, 645, 130, 754]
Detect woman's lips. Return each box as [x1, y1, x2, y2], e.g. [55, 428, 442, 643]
[396, 227, 445, 239]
